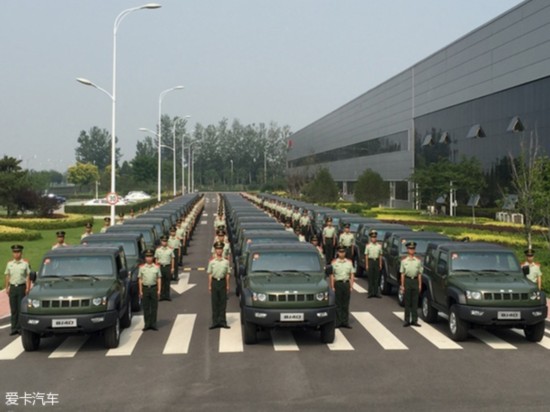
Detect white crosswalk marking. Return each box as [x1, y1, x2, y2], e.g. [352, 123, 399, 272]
[163, 314, 196, 355]
[49, 336, 90, 358]
[106, 315, 145, 357]
[327, 329, 354, 351]
[219, 313, 243, 353]
[352, 312, 408, 350]
[0, 336, 24, 360]
[392, 312, 462, 349]
[201, 221, 207, 225]
[271, 329, 299, 351]
[469, 329, 517, 349]
[352, 283, 368, 294]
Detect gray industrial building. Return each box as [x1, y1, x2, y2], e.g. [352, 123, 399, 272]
[287, 0, 550, 208]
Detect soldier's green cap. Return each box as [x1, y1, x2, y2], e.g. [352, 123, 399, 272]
[103, 217, 111, 222]
[144, 248, 155, 257]
[11, 244, 24, 252]
[85, 222, 93, 228]
[56, 231, 65, 237]
[405, 241, 417, 249]
[216, 230, 225, 236]
[213, 241, 225, 250]
[160, 235, 168, 242]
[344, 223, 350, 228]
[337, 245, 346, 252]
[525, 248, 535, 256]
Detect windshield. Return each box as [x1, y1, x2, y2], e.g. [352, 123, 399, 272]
[244, 238, 298, 253]
[251, 252, 322, 272]
[450, 252, 520, 272]
[399, 239, 435, 254]
[40, 256, 114, 277]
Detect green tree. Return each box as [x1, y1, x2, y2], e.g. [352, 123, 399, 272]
[304, 168, 338, 202]
[75, 126, 121, 171]
[131, 136, 157, 184]
[67, 162, 100, 190]
[355, 168, 389, 205]
[0, 156, 27, 216]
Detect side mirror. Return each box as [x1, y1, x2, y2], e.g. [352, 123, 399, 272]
[239, 266, 246, 278]
[325, 265, 333, 277]
[390, 245, 398, 255]
[118, 269, 129, 280]
[522, 265, 530, 276]
[29, 271, 37, 283]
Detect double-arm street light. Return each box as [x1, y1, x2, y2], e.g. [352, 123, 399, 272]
[174, 115, 191, 195]
[157, 86, 184, 201]
[77, 3, 161, 225]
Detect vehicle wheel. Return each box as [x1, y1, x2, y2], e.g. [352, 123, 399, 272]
[320, 321, 335, 344]
[420, 291, 438, 323]
[104, 318, 121, 349]
[380, 271, 392, 295]
[131, 291, 141, 312]
[397, 286, 405, 307]
[448, 305, 469, 341]
[242, 318, 257, 345]
[21, 329, 40, 352]
[120, 301, 132, 329]
[524, 321, 545, 342]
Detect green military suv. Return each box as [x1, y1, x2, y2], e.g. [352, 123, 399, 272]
[239, 242, 336, 344]
[420, 242, 547, 342]
[19, 246, 133, 351]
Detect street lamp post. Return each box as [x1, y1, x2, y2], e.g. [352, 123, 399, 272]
[157, 86, 184, 201]
[230, 159, 233, 188]
[174, 115, 191, 195]
[77, 3, 161, 225]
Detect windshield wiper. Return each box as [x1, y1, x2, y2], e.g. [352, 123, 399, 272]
[252, 270, 282, 277]
[280, 270, 311, 279]
[67, 274, 101, 281]
[41, 275, 68, 281]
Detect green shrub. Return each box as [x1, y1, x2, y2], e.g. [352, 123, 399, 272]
[0, 231, 42, 241]
[0, 214, 91, 230]
[65, 198, 158, 216]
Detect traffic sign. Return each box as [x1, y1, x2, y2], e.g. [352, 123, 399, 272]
[106, 192, 119, 205]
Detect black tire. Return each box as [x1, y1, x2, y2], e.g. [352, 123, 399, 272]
[120, 301, 132, 329]
[448, 305, 469, 341]
[104, 318, 121, 349]
[420, 291, 438, 323]
[21, 329, 40, 352]
[242, 318, 257, 345]
[380, 270, 392, 295]
[131, 291, 141, 312]
[524, 321, 545, 342]
[320, 321, 335, 343]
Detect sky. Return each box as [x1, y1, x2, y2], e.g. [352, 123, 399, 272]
[0, 0, 523, 172]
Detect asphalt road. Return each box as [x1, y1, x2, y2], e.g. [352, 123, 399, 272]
[1, 193, 549, 412]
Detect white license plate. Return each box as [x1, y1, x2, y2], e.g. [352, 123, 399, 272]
[52, 319, 77, 328]
[280, 313, 304, 322]
[497, 311, 520, 320]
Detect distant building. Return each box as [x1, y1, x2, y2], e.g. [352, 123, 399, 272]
[287, 0, 550, 208]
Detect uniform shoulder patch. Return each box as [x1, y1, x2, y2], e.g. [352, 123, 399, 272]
[154, 263, 160, 268]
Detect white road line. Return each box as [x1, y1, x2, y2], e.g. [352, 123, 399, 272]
[163, 314, 196, 355]
[469, 329, 517, 349]
[200, 221, 207, 225]
[271, 330, 300, 351]
[219, 312, 243, 353]
[392, 312, 462, 349]
[49, 336, 90, 358]
[327, 329, 354, 351]
[203, 213, 209, 217]
[511, 329, 550, 349]
[352, 312, 408, 350]
[0, 337, 24, 360]
[352, 283, 368, 294]
[0, 324, 10, 330]
[106, 315, 144, 357]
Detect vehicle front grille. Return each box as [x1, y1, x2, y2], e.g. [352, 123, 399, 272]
[268, 293, 315, 302]
[42, 299, 91, 308]
[483, 292, 528, 301]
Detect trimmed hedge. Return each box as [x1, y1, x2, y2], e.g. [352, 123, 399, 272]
[0, 214, 91, 230]
[0, 225, 42, 241]
[65, 198, 159, 216]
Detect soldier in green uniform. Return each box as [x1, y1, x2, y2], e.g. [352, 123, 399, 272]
[311, 236, 325, 261]
[154, 236, 174, 301]
[52, 231, 69, 249]
[364, 229, 383, 298]
[213, 212, 225, 231]
[81, 222, 93, 240]
[211, 230, 230, 259]
[167, 227, 181, 281]
[330, 245, 355, 328]
[138, 249, 161, 331]
[299, 209, 311, 242]
[208, 241, 231, 329]
[175, 219, 186, 262]
[522, 248, 543, 290]
[400, 241, 422, 327]
[100, 217, 111, 233]
[339, 223, 355, 261]
[4, 245, 31, 335]
[322, 217, 337, 265]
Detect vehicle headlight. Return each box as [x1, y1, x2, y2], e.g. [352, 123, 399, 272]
[466, 290, 482, 300]
[252, 292, 267, 302]
[28, 299, 40, 308]
[530, 291, 541, 300]
[92, 296, 107, 306]
[315, 292, 327, 301]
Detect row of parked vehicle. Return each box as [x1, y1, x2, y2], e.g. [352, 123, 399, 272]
[224, 192, 547, 343]
[19, 194, 204, 351]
